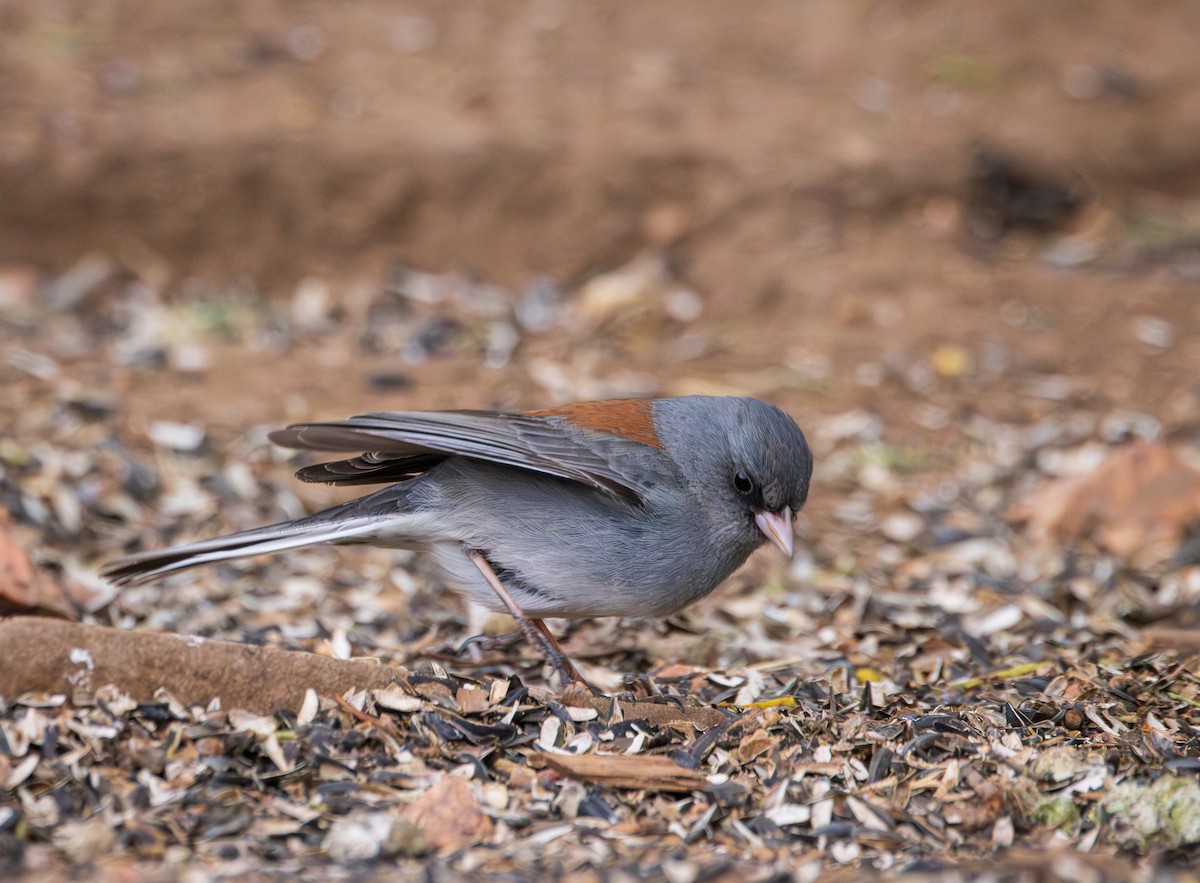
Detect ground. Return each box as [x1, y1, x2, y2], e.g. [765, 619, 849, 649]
[2, 2, 1200, 880]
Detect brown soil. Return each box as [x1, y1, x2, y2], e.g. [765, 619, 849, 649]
[4, 2, 1200, 447]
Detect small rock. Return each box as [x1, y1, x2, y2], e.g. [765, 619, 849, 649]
[484, 321, 520, 369]
[291, 278, 333, 331]
[515, 279, 562, 332]
[991, 815, 1014, 849]
[664, 288, 703, 323]
[147, 421, 206, 453]
[286, 24, 325, 62]
[1133, 315, 1175, 349]
[169, 343, 212, 374]
[880, 512, 924, 544]
[324, 815, 389, 862]
[1042, 234, 1098, 269]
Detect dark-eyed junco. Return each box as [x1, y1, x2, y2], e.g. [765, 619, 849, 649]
[105, 396, 813, 687]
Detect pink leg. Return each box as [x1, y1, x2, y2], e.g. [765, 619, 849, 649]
[467, 551, 598, 693]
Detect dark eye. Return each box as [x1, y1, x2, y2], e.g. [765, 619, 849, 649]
[733, 470, 756, 496]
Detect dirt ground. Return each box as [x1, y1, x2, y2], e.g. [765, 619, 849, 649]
[5, 0, 1200, 435]
[3, 1, 1200, 879]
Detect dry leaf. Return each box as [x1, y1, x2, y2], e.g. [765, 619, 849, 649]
[733, 728, 780, 764]
[0, 510, 76, 619]
[401, 776, 493, 851]
[1009, 442, 1200, 559]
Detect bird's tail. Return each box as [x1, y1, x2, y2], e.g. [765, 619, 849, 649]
[103, 513, 387, 587]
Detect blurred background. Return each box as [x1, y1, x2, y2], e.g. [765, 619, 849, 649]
[3, 1, 1200, 637]
[5, 1, 1200, 407]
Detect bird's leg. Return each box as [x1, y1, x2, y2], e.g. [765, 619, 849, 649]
[466, 551, 598, 694]
[526, 618, 602, 693]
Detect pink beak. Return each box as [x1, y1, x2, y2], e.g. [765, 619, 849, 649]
[754, 506, 794, 558]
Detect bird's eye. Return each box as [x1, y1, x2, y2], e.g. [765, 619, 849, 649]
[733, 470, 756, 496]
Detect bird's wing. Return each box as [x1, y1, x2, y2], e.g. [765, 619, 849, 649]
[290, 452, 448, 486]
[269, 405, 677, 502]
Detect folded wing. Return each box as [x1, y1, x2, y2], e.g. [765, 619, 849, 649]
[269, 410, 675, 502]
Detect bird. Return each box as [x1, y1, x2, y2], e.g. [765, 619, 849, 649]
[104, 396, 813, 689]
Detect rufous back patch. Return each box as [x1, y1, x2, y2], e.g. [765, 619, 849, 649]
[527, 399, 663, 449]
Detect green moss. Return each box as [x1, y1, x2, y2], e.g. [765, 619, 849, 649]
[849, 443, 929, 474]
[1031, 795, 1081, 833]
[1126, 217, 1200, 250]
[1102, 775, 1200, 849]
[178, 299, 268, 339]
[929, 52, 994, 91]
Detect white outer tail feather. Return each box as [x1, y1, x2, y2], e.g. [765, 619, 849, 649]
[104, 518, 386, 586]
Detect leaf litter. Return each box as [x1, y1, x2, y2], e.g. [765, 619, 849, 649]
[1, 254, 1200, 880]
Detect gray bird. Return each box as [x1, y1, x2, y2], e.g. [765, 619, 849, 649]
[105, 396, 813, 687]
